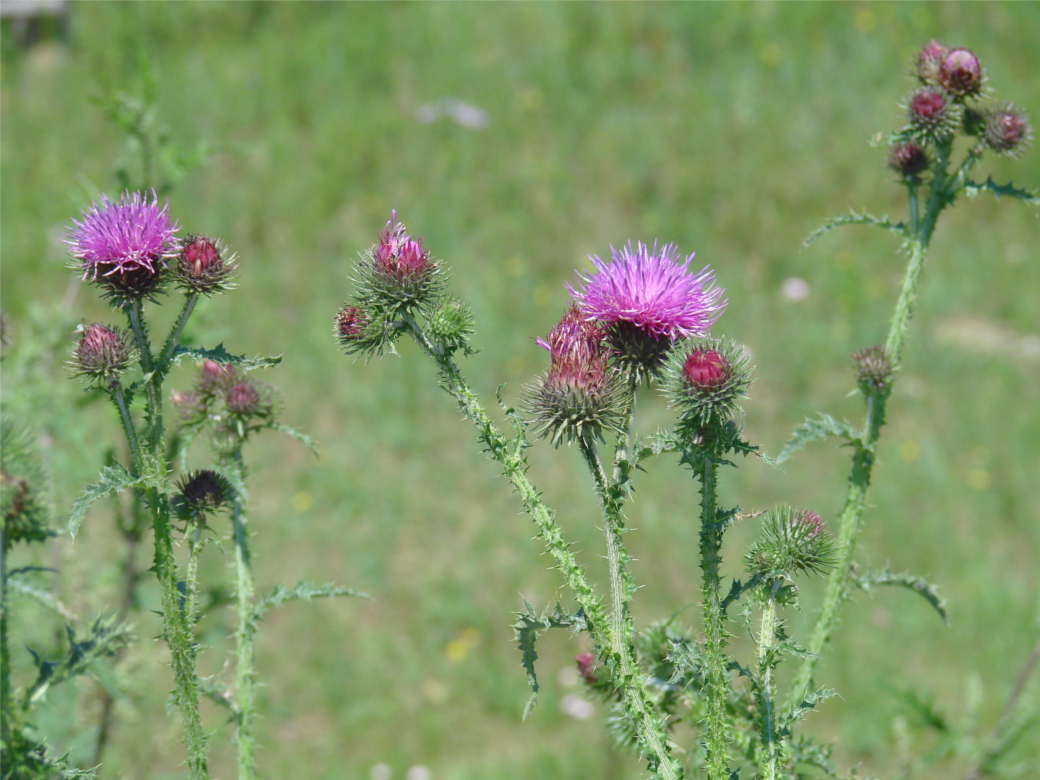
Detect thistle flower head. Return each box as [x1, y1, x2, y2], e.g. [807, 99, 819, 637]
[70, 323, 133, 384]
[851, 344, 894, 395]
[525, 305, 626, 447]
[174, 234, 238, 295]
[426, 297, 475, 355]
[66, 191, 181, 302]
[939, 47, 984, 99]
[915, 39, 949, 86]
[173, 469, 234, 523]
[905, 87, 959, 141]
[662, 336, 752, 448]
[744, 507, 838, 580]
[568, 241, 726, 378]
[983, 102, 1033, 157]
[887, 141, 930, 181]
[334, 305, 371, 346]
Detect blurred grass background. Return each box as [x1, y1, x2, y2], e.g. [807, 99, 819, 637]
[2, 2, 1038, 778]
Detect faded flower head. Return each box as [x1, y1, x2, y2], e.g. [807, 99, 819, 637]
[887, 141, 929, 181]
[744, 507, 838, 580]
[70, 323, 133, 384]
[525, 305, 626, 447]
[173, 469, 234, 522]
[939, 47, 984, 99]
[983, 103, 1033, 157]
[174, 235, 238, 294]
[851, 344, 894, 395]
[915, 40, 949, 86]
[66, 191, 181, 301]
[568, 241, 725, 378]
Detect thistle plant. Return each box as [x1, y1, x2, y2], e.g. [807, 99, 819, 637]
[57, 192, 358, 779]
[334, 39, 1035, 780]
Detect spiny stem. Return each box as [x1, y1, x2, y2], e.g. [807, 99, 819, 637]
[696, 454, 731, 780]
[159, 292, 200, 371]
[227, 451, 257, 780]
[755, 584, 781, 780]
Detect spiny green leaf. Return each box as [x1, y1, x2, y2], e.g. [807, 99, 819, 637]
[6, 575, 78, 620]
[854, 567, 949, 625]
[803, 209, 908, 248]
[171, 344, 282, 372]
[252, 581, 368, 623]
[964, 176, 1040, 206]
[68, 464, 145, 538]
[513, 600, 587, 719]
[777, 414, 859, 464]
[270, 423, 320, 457]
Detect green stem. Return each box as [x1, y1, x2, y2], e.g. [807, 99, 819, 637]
[403, 317, 682, 779]
[227, 451, 257, 780]
[0, 536, 16, 754]
[110, 383, 143, 469]
[786, 143, 951, 716]
[755, 585, 781, 780]
[159, 293, 200, 372]
[185, 524, 203, 629]
[696, 454, 732, 780]
[125, 298, 209, 778]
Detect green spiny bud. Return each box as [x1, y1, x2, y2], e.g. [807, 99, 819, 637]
[70, 323, 133, 385]
[426, 297, 475, 353]
[851, 344, 893, 395]
[744, 507, 838, 580]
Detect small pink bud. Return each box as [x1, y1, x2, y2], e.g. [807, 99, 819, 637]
[225, 381, 261, 416]
[73, 323, 132, 382]
[915, 40, 948, 85]
[575, 653, 598, 686]
[682, 349, 728, 391]
[196, 360, 237, 397]
[887, 142, 929, 179]
[939, 48, 983, 98]
[984, 103, 1032, 157]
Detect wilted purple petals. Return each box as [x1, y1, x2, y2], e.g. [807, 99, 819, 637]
[66, 191, 181, 281]
[539, 305, 611, 396]
[568, 242, 725, 342]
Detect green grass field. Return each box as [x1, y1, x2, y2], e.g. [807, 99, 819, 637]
[2, 3, 1038, 778]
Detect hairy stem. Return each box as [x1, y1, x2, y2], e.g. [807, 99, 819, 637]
[755, 585, 782, 780]
[227, 451, 257, 780]
[696, 454, 732, 780]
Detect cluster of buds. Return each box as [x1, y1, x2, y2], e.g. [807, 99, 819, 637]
[744, 507, 838, 581]
[525, 306, 626, 447]
[336, 211, 447, 358]
[172, 469, 234, 524]
[69, 323, 134, 385]
[889, 40, 1031, 180]
[171, 360, 277, 450]
[65, 191, 239, 306]
[661, 337, 753, 450]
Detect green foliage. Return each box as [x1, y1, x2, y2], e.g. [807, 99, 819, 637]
[776, 413, 860, 464]
[170, 344, 282, 373]
[25, 616, 133, 706]
[513, 600, 587, 720]
[853, 567, 950, 625]
[67, 464, 145, 538]
[252, 581, 368, 623]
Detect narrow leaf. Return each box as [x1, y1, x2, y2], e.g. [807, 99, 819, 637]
[252, 581, 367, 623]
[171, 343, 282, 372]
[271, 423, 320, 457]
[803, 209, 908, 248]
[513, 601, 587, 719]
[777, 414, 859, 464]
[964, 176, 1040, 206]
[854, 567, 949, 625]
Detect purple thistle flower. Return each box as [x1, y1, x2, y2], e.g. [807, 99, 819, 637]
[66, 191, 181, 281]
[568, 241, 726, 342]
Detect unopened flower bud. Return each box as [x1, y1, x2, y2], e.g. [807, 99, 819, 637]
[225, 381, 262, 416]
[887, 141, 929, 180]
[174, 469, 233, 521]
[175, 235, 237, 294]
[906, 88, 957, 140]
[170, 391, 205, 421]
[744, 507, 838, 580]
[575, 653, 598, 686]
[427, 297, 475, 353]
[358, 210, 443, 308]
[850, 344, 893, 395]
[335, 306, 369, 344]
[71, 324, 132, 383]
[915, 40, 948, 86]
[195, 360, 238, 398]
[983, 103, 1032, 157]
[939, 48, 983, 99]
[682, 349, 729, 391]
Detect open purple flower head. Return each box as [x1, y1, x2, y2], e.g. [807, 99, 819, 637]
[567, 241, 726, 342]
[66, 191, 181, 281]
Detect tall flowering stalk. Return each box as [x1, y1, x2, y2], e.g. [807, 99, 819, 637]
[783, 40, 1036, 718]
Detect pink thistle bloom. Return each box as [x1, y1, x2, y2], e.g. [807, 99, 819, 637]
[66, 191, 181, 281]
[375, 209, 432, 283]
[568, 242, 726, 342]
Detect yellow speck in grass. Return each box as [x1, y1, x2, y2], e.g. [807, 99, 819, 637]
[760, 44, 783, 68]
[899, 438, 920, 462]
[445, 628, 482, 663]
[855, 10, 877, 34]
[292, 492, 312, 513]
[968, 469, 991, 491]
